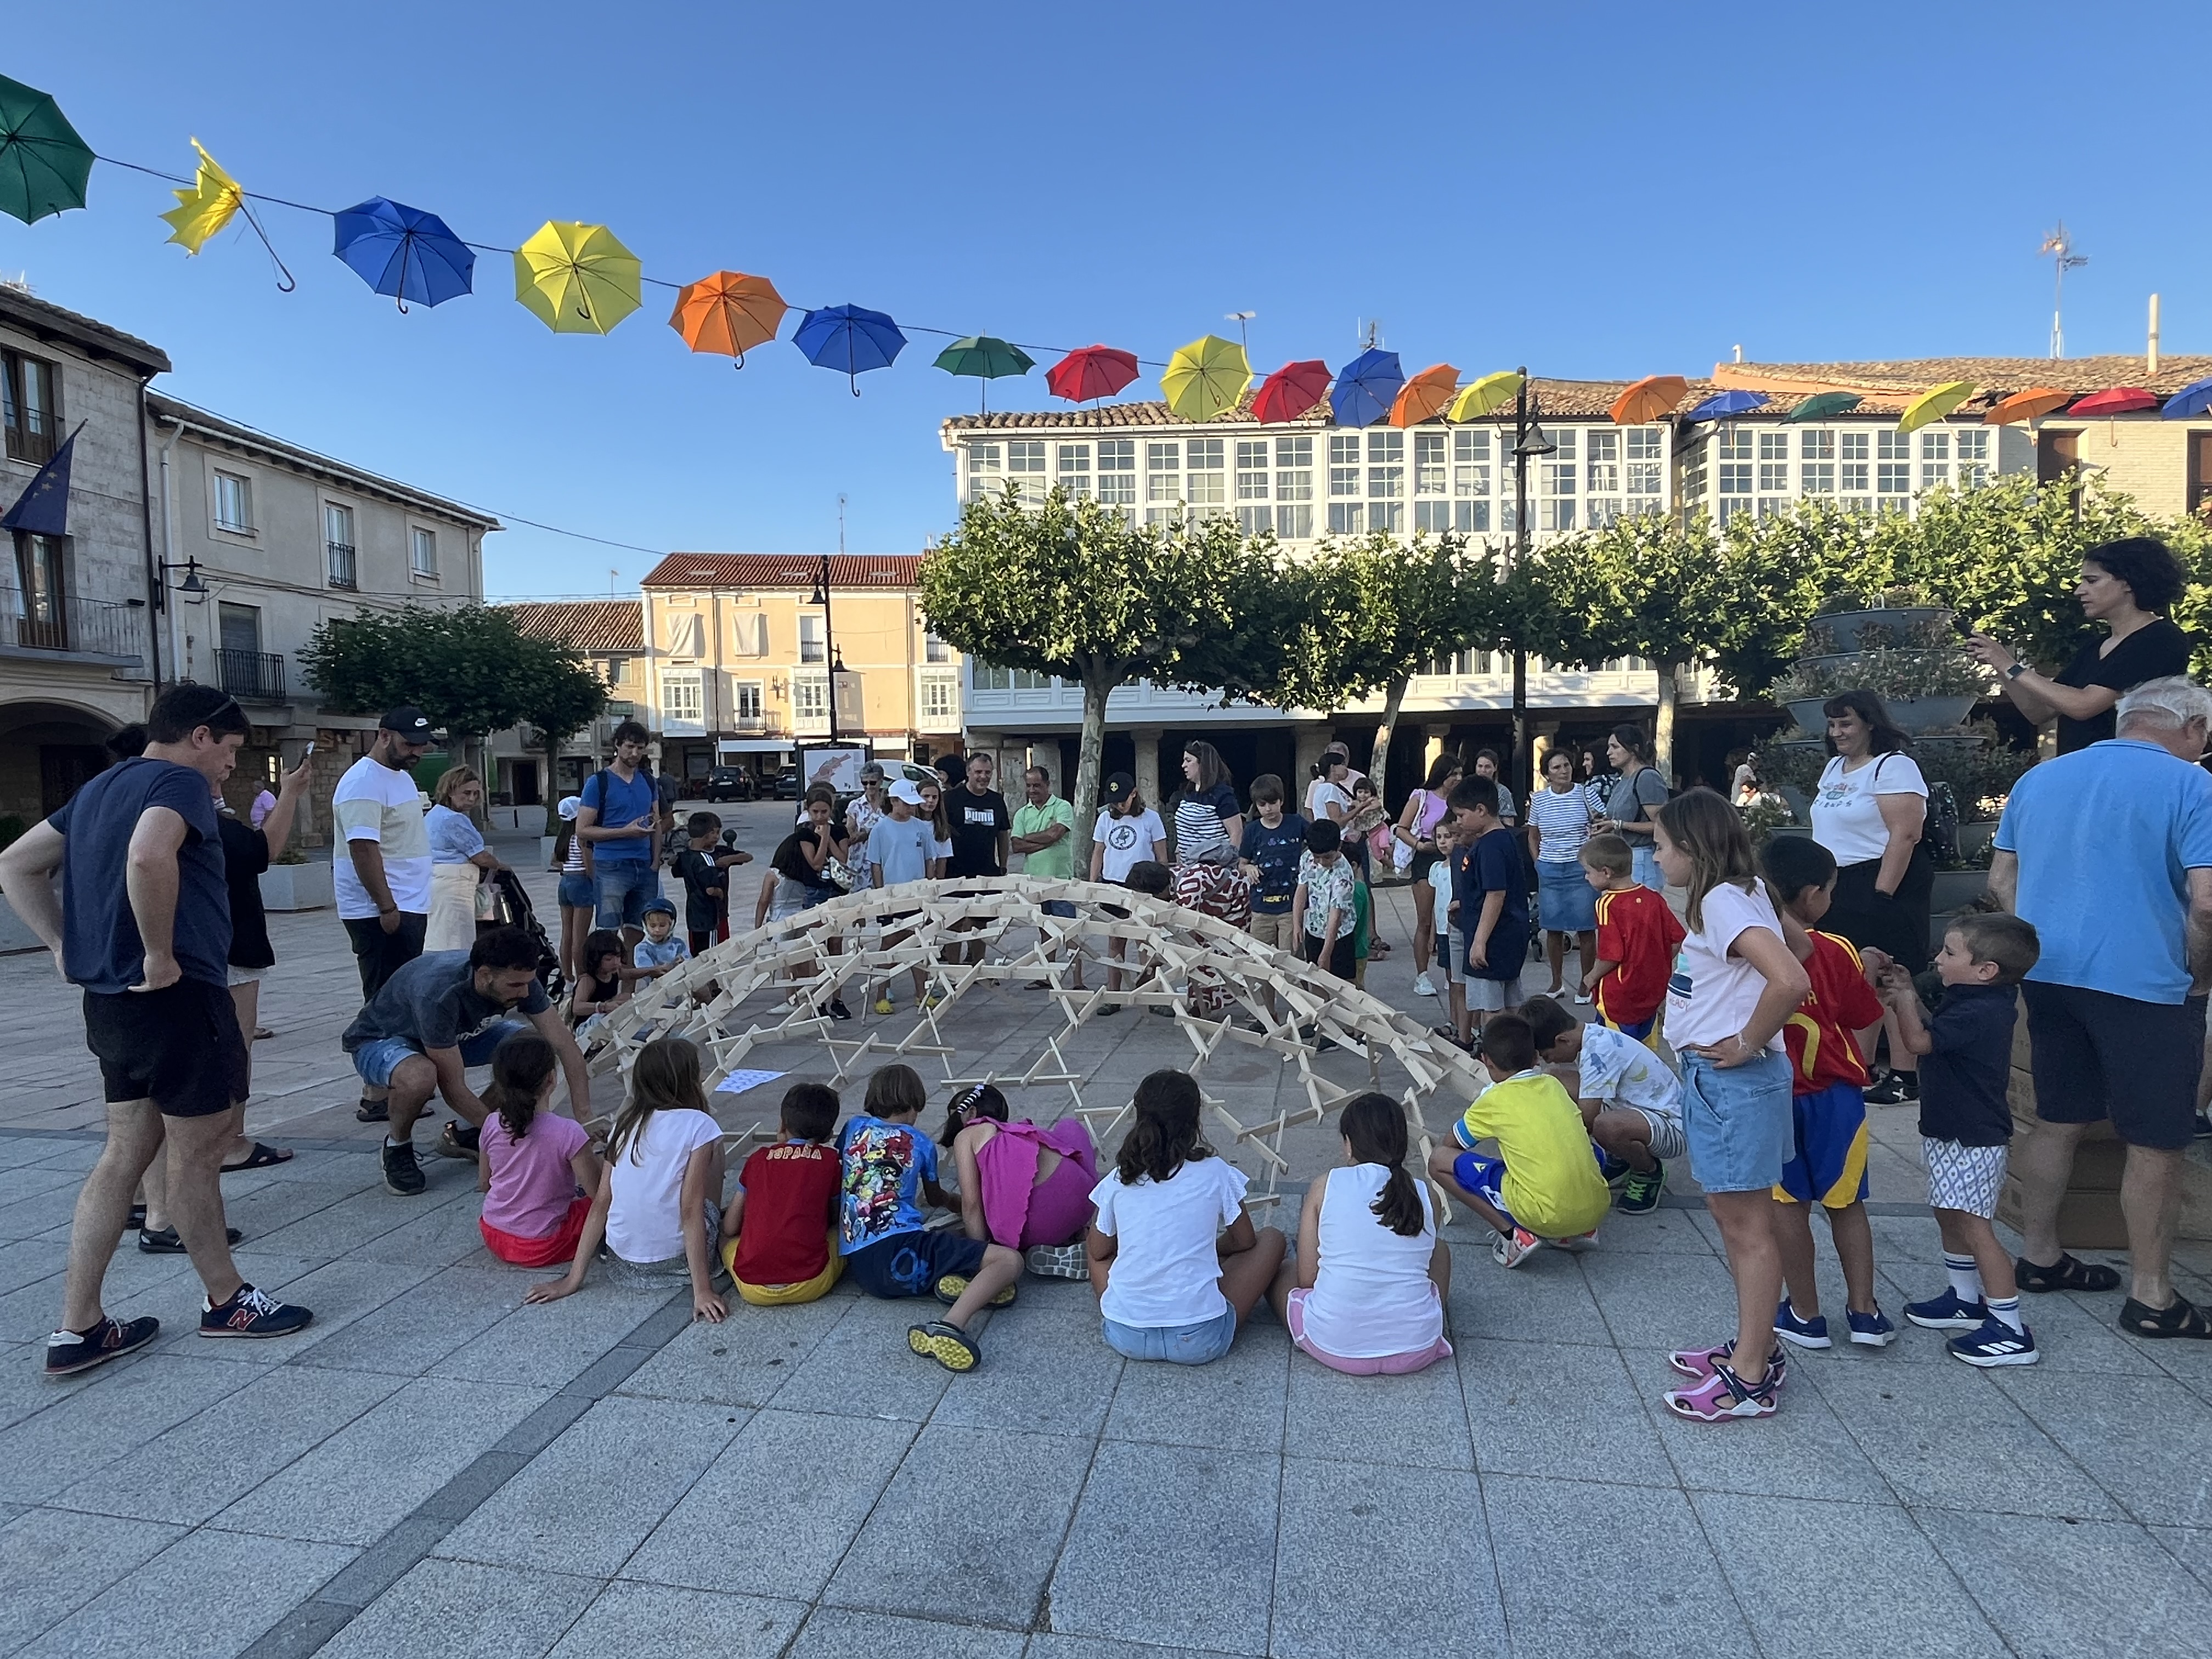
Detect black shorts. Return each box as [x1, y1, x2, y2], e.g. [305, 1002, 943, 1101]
[1301, 929, 1356, 981]
[83, 978, 249, 1120]
[2022, 980, 2208, 1150]
[345, 911, 427, 1003]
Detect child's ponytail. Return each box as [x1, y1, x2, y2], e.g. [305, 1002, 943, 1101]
[1115, 1069, 1210, 1184]
[1340, 1091, 1425, 1238]
[939, 1081, 1009, 1146]
[483, 1030, 558, 1142]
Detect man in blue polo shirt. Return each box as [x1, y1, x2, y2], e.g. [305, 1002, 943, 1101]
[578, 719, 664, 950]
[1991, 675, 2212, 1339]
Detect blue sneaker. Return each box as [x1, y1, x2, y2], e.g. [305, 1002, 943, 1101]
[1773, 1299, 1831, 1350]
[1847, 1306, 1897, 1348]
[1946, 1317, 2039, 1367]
[1905, 1289, 1987, 1330]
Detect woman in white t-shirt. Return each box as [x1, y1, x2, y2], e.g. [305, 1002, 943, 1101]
[526, 1036, 729, 1323]
[1809, 690, 1933, 973]
[1304, 746, 1353, 828]
[1087, 1070, 1285, 1365]
[1651, 789, 1810, 1424]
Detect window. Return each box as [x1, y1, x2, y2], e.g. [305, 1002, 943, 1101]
[1543, 497, 1577, 532]
[920, 674, 958, 726]
[324, 502, 357, 589]
[1147, 441, 1179, 471]
[1056, 443, 1091, 499]
[1920, 428, 1951, 489]
[735, 681, 764, 723]
[972, 663, 1053, 691]
[924, 631, 950, 663]
[1547, 428, 1578, 461]
[1146, 440, 1180, 505]
[1366, 431, 1404, 529]
[1274, 436, 1313, 537]
[662, 670, 704, 730]
[732, 611, 769, 657]
[213, 471, 254, 534]
[605, 656, 629, 686]
[1007, 441, 1046, 504]
[1, 349, 58, 464]
[1839, 430, 1870, 494]
[1186, 437, 1225, 507]
[1426, 648, 1495, 676]
[13, 531, 65, 647]
[2188, 432, 2211, 518]
[1328, 434, 1361, 527]
[1801, 461, 1835, 493]
[1800, 430, 1835, 461]
[1236, 440, 1269, 499]
[1758, 431, 1789, 462]
[668, 612, 704, 658]
[1541, 462, 1577, 497]
[1453, 430, 1494, 531]
[967, 443, 1001, 500]
[792, 674, 828, 726]
[1877, 430, 1912, 497]
[799, 613, 825, 664]
[1097, 438, 1135, 506]
[1956, 428, 1991, 488]
[1414, 431, 1448, 495]
[410, 527, 438, 576]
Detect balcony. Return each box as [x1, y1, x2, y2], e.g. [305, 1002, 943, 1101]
[213, 648, 286, 703]
[734, 712, 785, 737]
[3, 423, 58, 466]
[0, 588, 146, 668]
[326, 541, 358, 590]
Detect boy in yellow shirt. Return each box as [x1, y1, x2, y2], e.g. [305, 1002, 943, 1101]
[1427, 1012, 1613, 1267]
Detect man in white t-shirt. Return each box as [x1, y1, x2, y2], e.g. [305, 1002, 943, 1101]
[334, 708, 436, 1024]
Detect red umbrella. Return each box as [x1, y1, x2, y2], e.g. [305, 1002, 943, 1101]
[1046, 345, 1139, 404]
[2069, 387, 2157, 416]
[1252, 359, 1331, 424]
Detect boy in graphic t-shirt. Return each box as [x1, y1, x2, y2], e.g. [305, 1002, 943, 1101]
[1237, 774, 1308, 956]
[1579, 832, 1684, 1045]
[720, 1082, 847, 1305]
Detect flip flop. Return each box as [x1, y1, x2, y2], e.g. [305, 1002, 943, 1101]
[222, 1142, 292, 1173]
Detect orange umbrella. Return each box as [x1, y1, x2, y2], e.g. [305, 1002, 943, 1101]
[1389, 363, 1459, 427]
[669, 270, 788, 366]
[1984, 387, 2072, 426]
[1610, 374, 1687, 425]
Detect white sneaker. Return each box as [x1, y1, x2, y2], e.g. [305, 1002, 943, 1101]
[1413, 972, 1437, 997]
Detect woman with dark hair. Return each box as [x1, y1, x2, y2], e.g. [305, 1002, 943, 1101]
[1471, 749, 1517, 825]
[1598, 725, 1669, 889]
[1394, 752, 1463, 996]
[1811, 689, 1932, 974]
[1171, 740, 1243, 861]
[1967, 534, 2193, 754]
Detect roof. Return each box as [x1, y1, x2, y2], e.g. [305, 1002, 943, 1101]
[642, 553, 924, 590]
[499, 600, 642, 654]
[0, 285, 171, 377]
[146, 393, 502, 531]
[1712, 355, 2212, 409]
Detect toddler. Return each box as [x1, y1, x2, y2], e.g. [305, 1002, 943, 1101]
[1579, 832, 1684, 1043]
[476, 1030, 602, 1268]
[670, 812, 750, 955]
[721, 1082, 845, 1306]
[1521, 995, 1683, 1216]
[633, 898, 690, 978]
[1427, 821, 1467, 1044]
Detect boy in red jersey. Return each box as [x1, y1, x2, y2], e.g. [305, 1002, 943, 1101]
[1578, 833, 1684, 1044]
[1759, 834, 1894, 1351]
[719, 1082, 845, 1305]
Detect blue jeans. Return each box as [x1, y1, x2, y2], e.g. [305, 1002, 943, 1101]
[1632, 844, 1662, 892]
[1680, 1049, 1794, 1194]
[351, 1018, 532, 1088]
[593, 861, 662, 929]
[1102, 1307, 1237, 1365]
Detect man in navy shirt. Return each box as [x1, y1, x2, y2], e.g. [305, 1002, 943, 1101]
[577, 719, 664, 951]
[0, 686, 312, 1376]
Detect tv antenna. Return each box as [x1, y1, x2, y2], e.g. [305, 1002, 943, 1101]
[1357, 318, 1383, 351]
[2040, 222, 2088, 359]
[1225, 311, 1255, 354]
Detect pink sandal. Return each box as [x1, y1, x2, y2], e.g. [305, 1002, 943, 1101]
[1667, 1339, 1787, 1385]
[1664, 1361, 1778, 1421]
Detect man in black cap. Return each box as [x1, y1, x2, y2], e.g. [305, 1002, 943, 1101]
[334, 709, 436, 1054]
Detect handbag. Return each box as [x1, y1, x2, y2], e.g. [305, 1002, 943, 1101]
[471, 876, 498, 921]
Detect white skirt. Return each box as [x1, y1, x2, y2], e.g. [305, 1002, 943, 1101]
[426, 863, 482, 953]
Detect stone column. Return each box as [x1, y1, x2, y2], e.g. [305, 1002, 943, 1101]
[1291, 725, 1331, 802]
[1132, 727, 1164, 814]
[1421, 725, 1446, 781]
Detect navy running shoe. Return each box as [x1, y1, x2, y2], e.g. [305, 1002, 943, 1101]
[1847, 1306, 1897, 1348]
[1905, 1289, 1987, 1330]
[1773, 1299, 1831, 1350]
[1946, 1317, 2039, 1367]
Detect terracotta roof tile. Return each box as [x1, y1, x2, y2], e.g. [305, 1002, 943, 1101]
[1714, 355, 2212, 403]
[641, 553, 923, 591]
[499, 600, 642, 654]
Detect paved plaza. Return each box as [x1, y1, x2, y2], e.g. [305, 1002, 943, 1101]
[2, 805, 2210, 1657]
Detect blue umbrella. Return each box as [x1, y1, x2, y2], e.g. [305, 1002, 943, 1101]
[793, 303, 906, 394]
[332, 197, 473, 312]
[1683, 388, 1771, 422]
[1329, 347, 1404, 427]
[2160, 374, 2212, 421]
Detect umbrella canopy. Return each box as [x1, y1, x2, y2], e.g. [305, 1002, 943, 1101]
[2161, 375, 2212, 421]
[1163, 335, 1253, 422]
[1983, 387, 2073, 427]
[514, 221, 641, 335]
[934, 335, 1035, 411]
[333, 198, 473, 310]
[1045, 345, 1139, 404]
[1610, 375, 1687, 425]
[1897, 381, 1976, 435]
[669, 270, 787, 365]
[2069, 386, 2157, 417]
[1449, 370, 1524, 422]
[1330, 348, 1404, 427]
[1251, 359, 1331, 424]
[159, 139, 245, 255]
[0, 73, 92, 225]
[1390, 364, 1460, 427]
[1784, 391, 1861, 423]
[794, 303, 907, 393]
[1683, 389, 1770, 423]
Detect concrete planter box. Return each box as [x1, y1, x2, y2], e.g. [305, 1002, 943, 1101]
[1931, 869, 1988, 913]
[259, 861, 335, 912]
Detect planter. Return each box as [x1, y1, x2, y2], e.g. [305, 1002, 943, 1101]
[1808, 607, 1949, 652]
[1958, 821, 1995, 862]
[259, 861, 335, 912]
[1886, 695, 1978, 733]
[1931, 869, 1988, 913]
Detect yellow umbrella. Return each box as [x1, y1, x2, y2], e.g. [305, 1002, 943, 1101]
[514, 221, 642, 335]
[1161, 334, 1252, 421]
[1897, 380, 1977, 435]
[1449, 370, 1524, 422]
[159, 139, 244, 255]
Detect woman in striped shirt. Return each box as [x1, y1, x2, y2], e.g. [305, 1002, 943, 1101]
[1526, 749, 1601, 1000]
[1171, 741, 1243, 862]
[550, 795, 594, 993]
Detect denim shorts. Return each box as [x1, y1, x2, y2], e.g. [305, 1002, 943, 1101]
[1631, 844, 1662, 892]
[593, 862, 662, 929]
[1680, 1049, 1794, 1194]
[1101, 1307, 1237, 1364]
[1040, 899, 1078, 919]
[351, 1018, 531, 1088]
[557, 872, 595, 910]
[842, 1228, 988, 1299]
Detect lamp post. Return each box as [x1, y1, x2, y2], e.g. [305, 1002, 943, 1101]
[806, 551, 845, 743]
[156, 557, 206, 688]
[1506, 369, 1555, 804]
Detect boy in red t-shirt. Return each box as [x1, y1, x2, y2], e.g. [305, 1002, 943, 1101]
[1759, 834, 1893, 1351]
[1578, 833, 1684, 1045]
[720, 1082, 845, 1305]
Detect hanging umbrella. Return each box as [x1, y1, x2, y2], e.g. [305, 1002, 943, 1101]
[332, 198, 473, 311]
[1784, 391, 1861, 423]
[794, 303, 906, 394]
[1251, 359, 1331, 424]
[669, 270, 787, 366]
[0, 72, 93, 225]
[1449, 370, 1524, 422]
[2069, 386, 2157, 417]
[2161, 375, 2212, 421]
[514, 222, 641, 335]
[1609, 375, 1686, 425]
[1983, 387, 2073, 426]
[1163, 334, 1252, 422]
[933, 335, 1035, 411]
[1390, 364, 1460, 427]
[1045, 345, 1139, 404]
[1683, 389, 1770, 423]
[159, 139, 245, 255]
[1330, 348, 1404, 427]
[1897, 381, 1977, 434]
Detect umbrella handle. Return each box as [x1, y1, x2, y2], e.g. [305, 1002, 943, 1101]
[238, 199, 296, 294]
[850, 374, 860, 398]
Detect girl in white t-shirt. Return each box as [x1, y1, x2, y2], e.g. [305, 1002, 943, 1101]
[527, 1036, 729, 1323]
[1087, 1069, 1285, 1364]
[1267, 1092, 1453, 1375]
[1651, 789, 1811, 1423]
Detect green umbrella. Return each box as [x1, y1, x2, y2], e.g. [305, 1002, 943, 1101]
[0, 74, 93, 225]
[934, 334, 1036, 410]
[1783, 391, 1861, 422]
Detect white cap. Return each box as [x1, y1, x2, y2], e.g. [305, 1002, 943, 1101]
[556, 795, 583, 821]
[889, 780, 924, 805]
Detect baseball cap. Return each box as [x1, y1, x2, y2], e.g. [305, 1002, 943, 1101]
[1104, 771, 1136, 800]
[556, 796, 583, 821]
[888, 779, 924, 805]
[641, 896, 677, 918]
[380, 706, 433, 740]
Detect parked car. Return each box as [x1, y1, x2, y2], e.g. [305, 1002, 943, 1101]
[770, 765, 802, 800]
[703, 766, 752, 803]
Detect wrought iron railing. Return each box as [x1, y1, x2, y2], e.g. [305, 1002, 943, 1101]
[213, 647, 286, 702]
[0, 588, 145, 661]
[326, 541, 358, 590]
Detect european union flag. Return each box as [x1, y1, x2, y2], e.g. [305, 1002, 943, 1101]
[1, 427, 77, 537]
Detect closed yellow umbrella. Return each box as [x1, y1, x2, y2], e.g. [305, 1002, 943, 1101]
[1449, 370, 1523, 422]
[514, 221, 642, 335]
[159, 139, 245, 255]
[1161, 334, 1251, 421]
[1897, 380, 1976, 435]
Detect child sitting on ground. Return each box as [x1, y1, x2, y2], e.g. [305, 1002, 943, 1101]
[720, 1081, 845, 1306]
[1268, 1091, 1452, 1375]
[1088, 1069, 1287, 1364]
[476, 1030, 603, 1268]
[1759, 833, 1894, 1352]
[839, 1064, 1024, 1373]
[568, 928, 633, 1049]
[1883, 913, 2044, 1367]
[1521, 995, 1684, 1216]
[1428, 1013, 1612, 1266]
[633, 897, 690, 979]
[526, 1036, 728, 1323]
[940, 1083, 1099, 1278]
[1580, 831, 1683, 1044]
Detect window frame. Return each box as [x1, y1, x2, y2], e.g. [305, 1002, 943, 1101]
[409, 524, 439, 578]
[212, 469, 256, 536]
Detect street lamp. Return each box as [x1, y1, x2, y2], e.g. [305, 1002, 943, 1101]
[158, 557, 207, 599]
[805, 551, 846, 742]
[1505, 369, 1555, 802]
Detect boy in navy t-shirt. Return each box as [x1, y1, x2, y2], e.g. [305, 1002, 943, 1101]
[1237, 772, 1307, 956]
[1447, 775, 1530, 1044]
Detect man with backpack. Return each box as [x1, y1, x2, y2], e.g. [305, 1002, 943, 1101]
[576, 720, 664, 952]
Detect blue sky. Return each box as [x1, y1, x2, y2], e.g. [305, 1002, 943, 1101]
[5, 4, 2205, 597]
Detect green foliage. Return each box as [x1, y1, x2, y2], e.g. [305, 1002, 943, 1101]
[298, 605, 610, 741]
[1768, 645, 1991, 703]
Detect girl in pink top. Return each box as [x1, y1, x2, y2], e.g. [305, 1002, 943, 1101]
[941, 1084, 1099, 1277]
[476, 1032, 603, 1268]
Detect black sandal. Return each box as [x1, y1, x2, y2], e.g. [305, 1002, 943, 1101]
[354, 1098, 388, 1123]
[2119, 1295, 2212, 1339]
[222, 1142, 293, 1173]
[2014, 1252, 2120, 1294]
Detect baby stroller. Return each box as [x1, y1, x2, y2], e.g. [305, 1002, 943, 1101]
[481, 867, 566, 1000]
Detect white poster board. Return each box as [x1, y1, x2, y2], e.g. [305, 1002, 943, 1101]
[798, 744, 870, 796]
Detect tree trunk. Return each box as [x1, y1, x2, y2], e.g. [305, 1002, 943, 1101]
[1070, 665, 1111, 878]
[543, 731, 564, 809]
[1368, 674, 1410, 809]
[1654, 659, 1681, 784]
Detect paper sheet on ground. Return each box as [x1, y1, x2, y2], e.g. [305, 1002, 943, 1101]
[714, 1068, 787, 1096]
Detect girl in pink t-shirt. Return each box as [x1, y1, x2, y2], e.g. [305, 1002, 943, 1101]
[476, 1032, 602, 1268]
